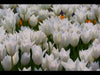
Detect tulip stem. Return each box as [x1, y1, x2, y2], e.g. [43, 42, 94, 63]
[30, 49, 34, 71]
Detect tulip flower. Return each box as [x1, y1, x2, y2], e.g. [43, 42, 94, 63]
[48, 59, 60, 71]
[81, 30, 92, 44]
[59, 48, 70, 62]
[52, 47, 59, 59]
[70, 32, 80, 47]
[32, 45, 43, 65]
[79, 49, 94, 62]
[5, 39, 18, 56]
[61, 32, 70, 48]
[29, 15, 38, 27]
[21, 52, 30, 66]
[1, 55, 12, 71]
[20, 39, 32, 53]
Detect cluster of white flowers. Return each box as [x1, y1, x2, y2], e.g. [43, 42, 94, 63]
[0, 4, 100, 71]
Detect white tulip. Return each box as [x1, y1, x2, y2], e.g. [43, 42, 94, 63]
[74, 10, 86, 24]
[61, 5, 69, 13]
[61, 58, 75, 71]
[53, 31, 62, 45]
[31, 31, 47, 45]
[0, 44, 7, 61]
[61, 32, 70, 48]
[20, 40, 32, 53]
[52, 5, 62, 15]
[46, 53, 54, 64]
[38, 10, 49, 21]
[92, 44, 100, 59]
[25, 8, 34, 21]
[89, 61, 99, 71]
[81, 23, 94, 31]
[48, 59, 60, 71]
[65, 6, 74, 18]
[27, 5, 40, 16]
[90, 26, 98, 40]
[91, 4, 98, 17]
[52, 47, 59, 59]
[12, 51, 19, 66]
[1, 55, 12, 71]
[45, 53, 55, 70]
[86, 10, 96, 21]
[32, 45, 43, 65]
[17, 5, 28, 20]
[60, 48, 70, 62]
[70, 32, 79, 47]
[75, 58, 90, 71]
[29, 15, 38, 27]
[21, 52, 30, 66]
[81, 30, 92, 44]
[79, 49, 94, 62]
[39, 20, 55, 36]
[3, 11, 16, 33]
[5, 39, 18, 56]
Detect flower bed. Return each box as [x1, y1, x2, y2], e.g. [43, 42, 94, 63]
[0, 4, 100, 71]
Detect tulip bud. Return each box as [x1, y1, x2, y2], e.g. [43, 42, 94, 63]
[29, 15, 38, 27]
[92, 45, 100, 59]
[53, 31, 62, 45]
[70, 32, 79, 47]
[21, 52, 30, 66]
[5, 39, 18, 56]
[1, 55, 12, 71]
[61, 32, 70, 48]
[32, 45, 43, 65]
[38, 10, 49, 21]
[81, 30, 92, 44]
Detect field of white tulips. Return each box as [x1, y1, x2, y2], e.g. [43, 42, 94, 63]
[0, 4, 100, 71]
